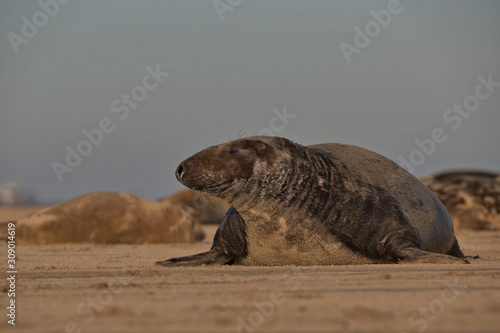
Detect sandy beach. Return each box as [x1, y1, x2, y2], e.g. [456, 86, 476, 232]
[1, 207, 499, 333]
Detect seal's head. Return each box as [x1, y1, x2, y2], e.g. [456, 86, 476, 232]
[176, 136, 281, 196]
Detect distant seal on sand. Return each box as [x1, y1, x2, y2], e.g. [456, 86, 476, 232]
[158, 189, 230, 224]
[7, 192, 205, 245]
[422, 171, 500, 230]
[157, 136, 467, 266]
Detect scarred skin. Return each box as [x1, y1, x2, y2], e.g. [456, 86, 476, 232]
[156, 136, 467, 266]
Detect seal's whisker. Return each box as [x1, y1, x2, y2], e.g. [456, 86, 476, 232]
[193, 190, 216, 210]
[231, 126, 247, 141]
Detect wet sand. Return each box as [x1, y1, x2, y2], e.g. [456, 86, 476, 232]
[1, 207, 499, 333]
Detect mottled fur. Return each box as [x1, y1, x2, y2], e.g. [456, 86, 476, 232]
[157, 136, 467, 266]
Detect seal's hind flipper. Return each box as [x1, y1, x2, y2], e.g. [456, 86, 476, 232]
[156, 206, 247, 267]
[397, 247, 469, 264]
[446, 236, 465, 258]
[156, 249, 232, 267]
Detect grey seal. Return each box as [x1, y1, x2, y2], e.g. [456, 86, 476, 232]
[422, 171, 500, 230]
[4, 192, 205, 244]
[157, 136, 467, 266]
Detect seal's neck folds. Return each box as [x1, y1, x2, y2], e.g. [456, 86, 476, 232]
[223, 142, 344, 222]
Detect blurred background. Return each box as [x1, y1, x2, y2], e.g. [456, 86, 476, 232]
[0, 0, 499, 204]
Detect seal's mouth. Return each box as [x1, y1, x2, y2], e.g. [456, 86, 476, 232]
[176, 159, 234, 194]
[187, 180, 233, 194]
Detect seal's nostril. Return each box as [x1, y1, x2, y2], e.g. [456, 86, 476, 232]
[176, 164, 184, 180]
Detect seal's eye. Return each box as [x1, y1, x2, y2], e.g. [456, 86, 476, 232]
[228, 148, 238, 155]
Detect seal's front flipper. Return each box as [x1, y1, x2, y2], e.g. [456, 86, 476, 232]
[156, 249, 232, 266]
[397, 247, 470, 264]
[156, 206, 247, 267]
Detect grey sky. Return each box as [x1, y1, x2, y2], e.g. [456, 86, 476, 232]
[1, 0, 499, 203]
